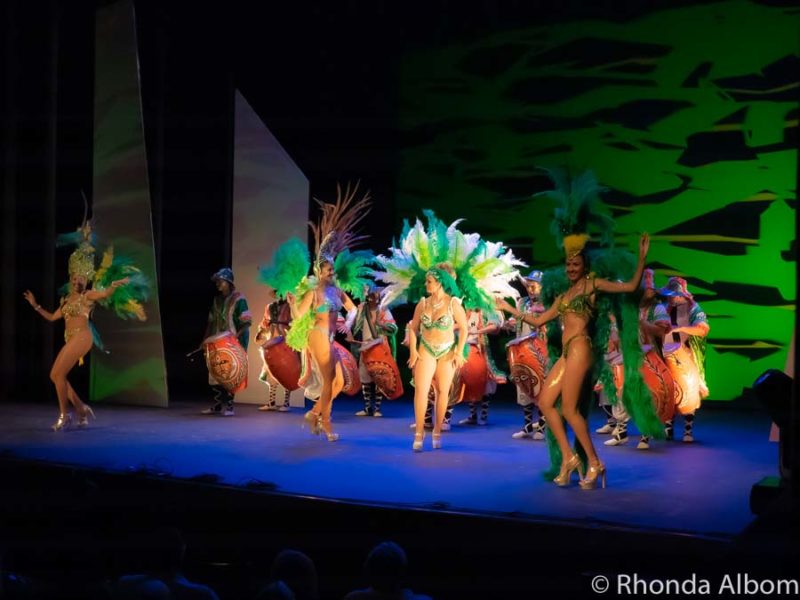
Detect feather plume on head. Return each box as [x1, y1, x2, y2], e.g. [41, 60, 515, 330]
[374, 210, 526, 310]
[310, 181, 372, 275]
[534, 167, 615, 258]
[258, 181, 375, 305]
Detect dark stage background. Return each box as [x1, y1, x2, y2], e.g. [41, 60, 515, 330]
[1, 0, 797, 406]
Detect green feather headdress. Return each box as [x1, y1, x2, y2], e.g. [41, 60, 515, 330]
[334, 248, 375, 301]
[374, 210, 525, 310]
[257, 238, 311, 299]
[93, 246, 150, 321]
[535, 167, 615, 258]
[56, 217, 150, 321]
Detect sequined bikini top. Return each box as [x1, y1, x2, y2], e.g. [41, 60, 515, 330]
[421, 296, 455, 330]
[315, 286, 343, 314]
[61, 293, 91, 319]
[557, 280, 596, 319]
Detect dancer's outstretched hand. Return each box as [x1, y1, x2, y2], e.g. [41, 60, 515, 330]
[495, 297, 515, 314]
[23, 290, 37, 307]
[639, 233, 650, 260]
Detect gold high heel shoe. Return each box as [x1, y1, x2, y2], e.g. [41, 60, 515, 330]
[552, 453, 584, 487]
[412, 431, 425, 452]
[319, 418, 339, 442]
[431, 432, 442, 450]
[52, 412, 72, 432]
[77, 405, 96, 427]
[303, 410, 321, 435]
[579, 461, 607, 490]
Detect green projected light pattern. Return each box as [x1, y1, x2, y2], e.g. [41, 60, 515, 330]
[397, 0, 798, 401]
[90, 0, 169, 407]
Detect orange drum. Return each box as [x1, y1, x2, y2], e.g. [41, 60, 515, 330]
[204, 331, 248, 394]
[506, 334, 548, 401]
[333, 341, 361, 396]
[361, 338, 403, 400]
[662, 342, 700, 415]
[450, 344, 488, 406]
[640, 348, 676, 423]
[261, 335, 301, 391]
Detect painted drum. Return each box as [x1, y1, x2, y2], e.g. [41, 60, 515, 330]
[204, 331, 248, 394]
[361, 337, 403, 400]
[260, 335, 301, 391]
[506, 333, 549, 401]
[333, 341, 361, 396]
[640, 349, 677, 423]
[450, 344, 488, 406]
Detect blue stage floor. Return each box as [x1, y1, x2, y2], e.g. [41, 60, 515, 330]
[0, 397, 776, 539]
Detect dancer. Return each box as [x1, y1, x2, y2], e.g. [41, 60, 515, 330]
[23, 219, 148, 430]
[407, 264, 468, 451]
[254, 285, 293, 412]
[658, 277, 710, 443]
[374, 210, 523, 451]
[496, 168, 658, 489]
[261, 183, 374, 442]
[201, 268, 252, 416]
[402, 325, 454, 432]
[505, 270, 549, 440]
[348, 284, 398, 417]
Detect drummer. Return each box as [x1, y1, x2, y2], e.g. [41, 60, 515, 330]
[634, 269, 671, 449]
[456, 307, 506, 426]
[201, 268, 252, 416]
[595, 315, 629, 447]
[348, 284, 398, 417]
[255, 285, 293, 412]
[658, 277, 709, 443]
[597, 273, 672, 450]
[505, 270, 549, 440]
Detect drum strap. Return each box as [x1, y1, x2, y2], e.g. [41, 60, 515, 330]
[365, 307, 379, 340]
[670, 306, 681, 344]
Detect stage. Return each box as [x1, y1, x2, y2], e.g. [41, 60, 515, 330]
[0, 396, 776, 539]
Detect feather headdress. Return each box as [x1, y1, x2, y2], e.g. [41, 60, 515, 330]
[93, 245, 149, 321]
[534, 168, 614, 258]
[258, 182, 375, 302]
[311, 180, 372, 273]
[374, 210, 525, 311]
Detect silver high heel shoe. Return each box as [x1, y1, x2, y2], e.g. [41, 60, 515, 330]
[319, 417, 339, 442]
[579, 461, 607, 490]
[303, 410, 321, 435]
[553, 453, 584, 487]
[412, 431, 425, 452]
[52, 412, 72, 432]
[77, 405, 96, 427]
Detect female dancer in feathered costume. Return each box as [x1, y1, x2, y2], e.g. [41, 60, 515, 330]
[497, 169, 661, 488]
[23, 216, 149, 430]
[374, 210, 524, 450]
[258, 182, 374, 441]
